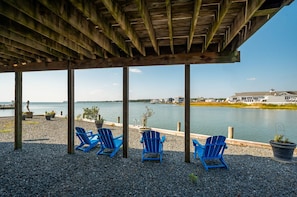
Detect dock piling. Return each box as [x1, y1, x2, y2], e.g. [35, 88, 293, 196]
[228, 126, 234, 139]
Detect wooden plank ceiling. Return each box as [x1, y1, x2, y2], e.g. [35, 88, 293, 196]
[0, 0, 293, 72]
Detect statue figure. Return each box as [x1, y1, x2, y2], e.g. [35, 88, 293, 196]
[26, 100, 30, 112]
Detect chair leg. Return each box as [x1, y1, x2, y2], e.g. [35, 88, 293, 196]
[75, 143, 84, 150]
[200, 159, 209, 171]
[220, 157, 229, 169]
[193, 147, 198, 159]
[84, 144, 96, 152]
[96, 147, 105, 155]
[110, 147, 120, 158]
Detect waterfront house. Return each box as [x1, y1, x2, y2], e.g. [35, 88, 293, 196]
[227, 89, 297, 104]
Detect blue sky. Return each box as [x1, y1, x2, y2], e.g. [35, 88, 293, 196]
[0, 2, 296, 102]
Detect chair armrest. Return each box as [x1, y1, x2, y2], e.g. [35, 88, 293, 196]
[114, 134, 123, 140]
[192, 139, 205, 149]
[87, 130, 100, 139]
[90, 135, 99, 140]
[161, 136, 166, 143]
[86, 130, 93, 136]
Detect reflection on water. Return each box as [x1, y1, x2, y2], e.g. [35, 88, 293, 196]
[1, 102, 296, 143]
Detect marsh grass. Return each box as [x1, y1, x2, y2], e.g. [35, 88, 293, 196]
[24, 120, 39, 125]
[189, 102, 297, 110]
[0, 121, 14, 133]
[0, 120, 39, 133]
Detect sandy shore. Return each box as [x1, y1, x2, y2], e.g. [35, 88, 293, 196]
[0, 116, 296, 196]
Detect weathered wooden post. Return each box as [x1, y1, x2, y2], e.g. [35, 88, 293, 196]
[117, 116, 120, 123]
[177, 121, 181, 131]
[228, 126, 234, 139]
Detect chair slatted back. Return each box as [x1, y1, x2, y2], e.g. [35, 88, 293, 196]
[204, 136, 226, 159]
[98, 128, 115, 149]
[75, 127, 91, 144]
[142, 130, 161, 153]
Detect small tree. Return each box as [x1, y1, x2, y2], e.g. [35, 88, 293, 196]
[82, 106, 99, 120]
[141, 106, 154, 128]
[82, 106, 104, 127]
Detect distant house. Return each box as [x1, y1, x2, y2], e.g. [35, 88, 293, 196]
[227, 89, 297, 104]
[174, 97, 184, 104]
[205, 98, 216, 102]
[150, 99, 161, 104]
[164, 97, 174, 103]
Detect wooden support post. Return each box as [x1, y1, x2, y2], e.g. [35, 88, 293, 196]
[117, 116, 120, 123]
[123, 66, 129, 158]
[67, 67, 75, 154]
[14, 71, 22, 150]
[185, 64, 190, 163]
[228, 126, 234, 139]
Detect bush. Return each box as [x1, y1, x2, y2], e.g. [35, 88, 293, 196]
[82, 106, 99, 120]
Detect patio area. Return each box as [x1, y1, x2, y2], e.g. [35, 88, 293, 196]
[0, 116, 296, 196]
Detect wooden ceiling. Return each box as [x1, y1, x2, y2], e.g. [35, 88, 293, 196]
[0, 0, 293, 72]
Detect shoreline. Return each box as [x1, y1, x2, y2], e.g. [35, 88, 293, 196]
[3, 115, 295, 154]
[104, 120, 297, 155]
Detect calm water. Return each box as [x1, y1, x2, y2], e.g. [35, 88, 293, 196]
[1, 101, 296, 143]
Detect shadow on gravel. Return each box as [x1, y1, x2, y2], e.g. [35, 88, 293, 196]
[24, 138, 50, 142]
[0, 142, 296, 197]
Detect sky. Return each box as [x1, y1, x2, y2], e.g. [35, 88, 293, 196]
[0, 2, 297, 102]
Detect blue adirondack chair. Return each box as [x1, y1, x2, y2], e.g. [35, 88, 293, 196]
[75, 127, 100, 152]
[192, 135, 228, 171]
[97, 128, 123, 158]
[140, 130, 166, 163]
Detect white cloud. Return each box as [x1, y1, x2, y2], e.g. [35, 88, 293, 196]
[130, 68, 142, 73]
[247, 77, 256, 81]
[112, 83, 119, 86]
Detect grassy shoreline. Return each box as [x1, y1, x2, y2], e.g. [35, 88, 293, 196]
[188, 102, 297, 110]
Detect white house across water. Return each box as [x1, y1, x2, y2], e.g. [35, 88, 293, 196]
[227, 89, 297, 104]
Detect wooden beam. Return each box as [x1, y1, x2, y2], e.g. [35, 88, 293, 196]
[1, 44, 39, 62]
[0, 51, 240, 72]
[0, 33, 61, 61]
[0, 23, 79, 60]
[203, 0, 232, 52]
[253, 8, 279, 16]
[123, 66, 129, 158]
[0, 45, 35, 63]
[254, 0, 293, 16]
[165, 0, 174, 54]
[0, 54, 14, 62]
[16, 0, 104, 58]
[227, 0, 292, 51]
[14, 71, 22, 150]
[38, 0, 120, 57]
[184, 64, 190, 163]
[187, 0, 202, 53]
[67, 67, 75, 154]
[101, 0, 146, 56]
[0, 1, 95, 59]
[222, 0, 265, 50]
[69, 0, 131, 57]
[135, 0, 159, 55]
[228, 16, 267, 51]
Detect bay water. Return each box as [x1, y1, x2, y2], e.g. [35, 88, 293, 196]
[1, 101, 296, 143]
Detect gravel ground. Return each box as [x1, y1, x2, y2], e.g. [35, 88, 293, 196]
[0, 116, 296, 197]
